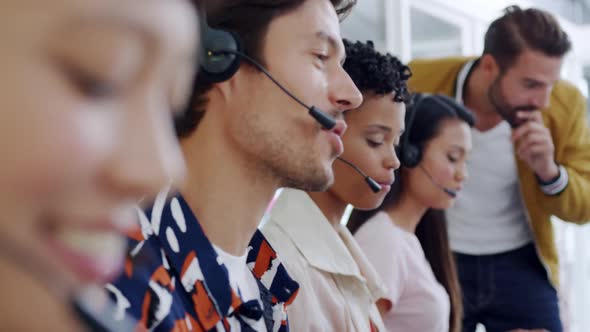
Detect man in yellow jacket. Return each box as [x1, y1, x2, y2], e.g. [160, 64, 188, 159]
[408, 6, 590, 332]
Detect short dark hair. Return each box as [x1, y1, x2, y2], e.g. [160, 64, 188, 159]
[342, 39, 412, 103]
[483, 5, 571, 70]
[175, 0, 357, 138]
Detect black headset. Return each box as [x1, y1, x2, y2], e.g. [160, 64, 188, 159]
[189, 16, 337, 130]
[398, 93, 468, 168]
[397, 93, 426, 168]
[199, 23, 243, 83]
[188, 14, 382, 192]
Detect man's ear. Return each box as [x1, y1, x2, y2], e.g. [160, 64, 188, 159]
[210, 67, 242, 104]
[480, 54, 501, 80]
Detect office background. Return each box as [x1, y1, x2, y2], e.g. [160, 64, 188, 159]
[340, 1, 590, 331]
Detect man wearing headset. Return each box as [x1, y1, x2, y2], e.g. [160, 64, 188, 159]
[106, 0, 362, 331]
[408, 6, 590, 332]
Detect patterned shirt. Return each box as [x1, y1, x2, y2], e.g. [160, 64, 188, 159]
[106, 188, 299, 331]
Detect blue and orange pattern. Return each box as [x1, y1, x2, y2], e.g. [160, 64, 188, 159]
[106, 188, 299, 331]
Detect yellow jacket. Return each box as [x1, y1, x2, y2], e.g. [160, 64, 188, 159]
[408, 56, 590, 286]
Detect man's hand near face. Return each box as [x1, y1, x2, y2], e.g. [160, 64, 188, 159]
[512, 110, 559, 182]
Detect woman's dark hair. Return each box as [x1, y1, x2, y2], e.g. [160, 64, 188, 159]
[342, 39, 412, 103]
[347, 93, 475, 332]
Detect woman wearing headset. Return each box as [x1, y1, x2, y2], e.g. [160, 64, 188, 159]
[261, 39, 411, 331]
[348, 94, 474, 332]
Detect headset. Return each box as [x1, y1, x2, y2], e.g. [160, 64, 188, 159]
[194, 20, 337, 130]
[398, 93, 469, 168]
[192, 19, 381, 193]
[397, 94, 425, 168]
[397, 93, 466, 197]
[199, 23, 242, 84]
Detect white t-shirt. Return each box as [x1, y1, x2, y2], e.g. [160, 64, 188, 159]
[446, 121, 533, 254]
[448, 59, 533, 254]
[213, 245, 267, 331]
[354, 212, 450, 332]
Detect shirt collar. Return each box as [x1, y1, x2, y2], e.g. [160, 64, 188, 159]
[268, 188, 362, 278]
[455, 59, 478, 104]
[336, 224, 388, 301]
[150, 190, 235, 318]
[150, 188, 299, 325]
[247, 230, 300, 305]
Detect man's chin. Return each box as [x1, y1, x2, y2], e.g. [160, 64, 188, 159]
[493, 106, 518, 128]
[301, 174, 333, 193]
[281, 169, 333, 192]
[314, 175, 334, 192]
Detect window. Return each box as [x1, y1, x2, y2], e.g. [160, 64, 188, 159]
[410, 7, 463, 58]
[340, 0, 386, 50]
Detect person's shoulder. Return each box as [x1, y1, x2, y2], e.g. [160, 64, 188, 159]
[259, 219, 309, 273]
[409, 56, 472, 69]
[106, 234, 175, 323]
[354, 212, 406, 250]
[355, 211, 394, 234]
[544, 80, 587, 126]
[553, 79, 583, 95]
[408, 56, 475, 93]
[551, 80, 586, 109]
[409, 56, 475, 77]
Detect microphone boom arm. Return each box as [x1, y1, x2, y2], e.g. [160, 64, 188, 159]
[210, 49, 336, 130]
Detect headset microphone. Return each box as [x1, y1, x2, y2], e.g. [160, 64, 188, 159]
[200, 27, 382, 193]
[212, 49, 381, 194]
[214, 49, 381, 194]
[210, 49, 337, 130]
[398, 94, 462, 198]
[207, 49, 381, 193]
[198, 21, 336, 129]
[337, 157, 381, 193]
[418, 166, 457, 198]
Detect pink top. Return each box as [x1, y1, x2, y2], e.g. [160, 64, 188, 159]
[354, 211, 450, 332]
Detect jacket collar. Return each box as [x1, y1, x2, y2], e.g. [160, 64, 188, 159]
[454, 58, 478, 103]
[148, 188, 298, 328]
[268, 188, 363, 278]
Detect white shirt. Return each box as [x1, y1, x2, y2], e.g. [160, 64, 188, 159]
[355, 212, 450, 332]
[260, 188, 387, 332]
[448, 60, 533, 254]
[214, 245, 267, 332]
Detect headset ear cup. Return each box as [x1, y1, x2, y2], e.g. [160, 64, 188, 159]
[398, 93, 425, 168]
[402, 144, 422, 168]
[200, 28, 242, 83]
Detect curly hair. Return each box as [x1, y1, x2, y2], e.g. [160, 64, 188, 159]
[342, 39, 412, 103]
